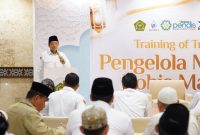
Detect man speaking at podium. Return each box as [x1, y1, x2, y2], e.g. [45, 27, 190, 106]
[41, 35, 71, 69]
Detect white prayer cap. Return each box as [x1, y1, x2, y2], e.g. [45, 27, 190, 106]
[158, 87, 178, 104]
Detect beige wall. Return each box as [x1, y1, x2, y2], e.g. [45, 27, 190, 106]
[0, 0, 33, 110]
[0, 78, 33, 110]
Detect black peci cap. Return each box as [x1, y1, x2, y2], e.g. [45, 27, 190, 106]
[91, 77, 114, 97]
[48, 35, 58, 45]
[30, 81, 53, 97]
[159, 103, 189, 135]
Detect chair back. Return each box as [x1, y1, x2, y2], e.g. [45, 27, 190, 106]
[42, 116, 68, 128]
[149, 80, 185, 100]
[132, 117, 150, 133]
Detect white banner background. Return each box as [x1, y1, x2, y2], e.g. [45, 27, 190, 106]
[34, 0, 89, 81]
[90, 0, 200, 92]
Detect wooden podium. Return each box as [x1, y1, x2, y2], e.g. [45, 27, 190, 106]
[43, 67, 78, 85]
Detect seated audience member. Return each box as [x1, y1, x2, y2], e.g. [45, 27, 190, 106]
[143, 87, 199, 135]
[143, 87, 178, 135]
[113, 73, 149, 117]
[80, 106, 109, 135]
[40, 78, 55, 116]
[48, 73, 85, 117]
[157, 103, 189, 135]
[66, 77, 134, 135]
[41, 78, 56, 91]
[0, 110, 14, 135]
[6, 82, 65, 135]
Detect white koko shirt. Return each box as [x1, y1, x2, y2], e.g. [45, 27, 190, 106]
[48, 86, 85, 117]
[113, 88, 149, 118]
[66, 101, 134, 135]
[38, 50, 71, 81]
[41, 50, 71, 68]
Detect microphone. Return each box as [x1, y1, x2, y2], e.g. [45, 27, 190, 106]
[57, 52, 65, 64]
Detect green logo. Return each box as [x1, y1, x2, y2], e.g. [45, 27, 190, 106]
[134, 20, 146, 31]
[161, 20, 171, 31]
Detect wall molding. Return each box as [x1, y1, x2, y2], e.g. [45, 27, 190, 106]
[0, 67, 33, 78]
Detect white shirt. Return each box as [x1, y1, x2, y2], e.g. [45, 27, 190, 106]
[191, 100, 200, 118]
[143, 113, 163, 135]
[48, 86, 85, 117]
[41, 50, 71, 68]
[39, 50, 71, 81]
[66, 101, 134, 135]
[143, 112, 199, 135]
[188, 114, 200, 135]
[190, 92, 200, 119]
[113, 88, 149, 118]
[189, 92, 200, 109]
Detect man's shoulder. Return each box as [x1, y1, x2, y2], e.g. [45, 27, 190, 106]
[7, 102, 38, 115]
[41, 51, 51, 60]
[75, 92, 85, 99]
[70, 105, 93, 116]
[109, 108, 130, 119]
[69, 106, 87, 119]
[114, 90, 124, 96]
[133, 90, 149, 99]
[66, 89, 85, 99]
[133, 89, 146, 94]
[74, 91, 84, 98]
[108, 108, 132, 129]
[41, 50, 49, 56]
[49, 91, 61, 97]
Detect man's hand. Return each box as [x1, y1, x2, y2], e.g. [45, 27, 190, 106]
[57, 52, 65, 64]
[59, 56, 65, 64]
